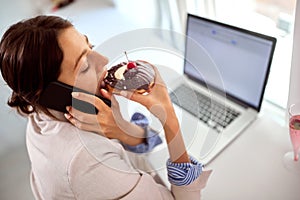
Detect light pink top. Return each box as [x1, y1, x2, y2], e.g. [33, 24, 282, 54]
[26, 113, 211, 199]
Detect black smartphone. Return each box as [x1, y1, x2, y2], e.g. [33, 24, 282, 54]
[39, 81, 111, 114]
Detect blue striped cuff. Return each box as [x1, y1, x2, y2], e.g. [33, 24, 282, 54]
[167, 156, 203, 186]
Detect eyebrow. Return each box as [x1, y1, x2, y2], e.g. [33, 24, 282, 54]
[84, 35, 89, 44]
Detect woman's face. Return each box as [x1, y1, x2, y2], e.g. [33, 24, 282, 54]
[57, 27, 108, 95]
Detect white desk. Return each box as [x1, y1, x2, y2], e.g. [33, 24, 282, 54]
[144, 65, 300, 200]
[201, 115, 300, 200]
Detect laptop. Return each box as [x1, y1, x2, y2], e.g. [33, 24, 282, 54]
[168, 14, 277, 165]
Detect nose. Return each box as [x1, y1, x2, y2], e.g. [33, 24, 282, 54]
[98, 55, 108, 73]
[102, 55, 109, 66]
[91, 51, 109, 73]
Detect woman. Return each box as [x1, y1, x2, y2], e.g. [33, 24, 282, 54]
[0, 15, 211, 199]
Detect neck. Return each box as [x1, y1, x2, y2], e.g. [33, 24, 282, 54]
[48, 109, 69, 122]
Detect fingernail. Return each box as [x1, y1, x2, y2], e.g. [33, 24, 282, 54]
[71, 92, 79, 97]
[101, 88, 108, 94]
[64, 113, 70, 119]
[66, 106, 70, 111]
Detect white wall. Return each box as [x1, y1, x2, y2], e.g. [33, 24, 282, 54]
[287, 0, 300, 106]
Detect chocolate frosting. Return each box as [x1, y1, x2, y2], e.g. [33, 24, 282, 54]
[104, 61, 155, 91]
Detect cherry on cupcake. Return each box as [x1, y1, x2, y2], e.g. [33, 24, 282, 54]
[127, 62, 136, 69]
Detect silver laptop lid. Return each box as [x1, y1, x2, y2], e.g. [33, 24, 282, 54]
[184, 14, 276, 112]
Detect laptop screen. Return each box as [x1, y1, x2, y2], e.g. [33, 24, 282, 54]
[184, 14, 276, 111]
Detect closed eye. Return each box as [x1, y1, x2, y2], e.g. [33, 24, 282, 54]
[80, 58, 90, 74]
[81, 66, 89, 73]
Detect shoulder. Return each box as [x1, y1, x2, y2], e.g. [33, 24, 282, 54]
[27, 112, 122, 170]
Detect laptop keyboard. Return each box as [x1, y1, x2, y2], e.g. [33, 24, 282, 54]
[169, 84, 240, 133]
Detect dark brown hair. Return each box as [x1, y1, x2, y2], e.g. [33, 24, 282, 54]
[0, 15, 73, 116]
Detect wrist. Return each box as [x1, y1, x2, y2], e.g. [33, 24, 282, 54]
[118, 121, 146, 146]
[122, 134, 145, 146]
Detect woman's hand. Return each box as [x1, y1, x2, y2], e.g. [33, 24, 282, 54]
[120, 63, 174, 123]
[64, 90, 145, 146]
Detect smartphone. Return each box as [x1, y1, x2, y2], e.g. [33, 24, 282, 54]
[39, 81, 111, 114]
